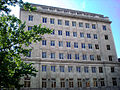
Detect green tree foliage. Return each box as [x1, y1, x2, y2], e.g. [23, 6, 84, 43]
[0, 0, 52, 89]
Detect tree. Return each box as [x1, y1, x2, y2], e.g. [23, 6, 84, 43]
[0, 0, 51, 89]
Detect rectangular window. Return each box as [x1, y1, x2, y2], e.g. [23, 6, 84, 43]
[90, 55, 94, 60]
[42, 52, 46, 58]
[106, 45, 110, 50]
[51, 78, 56, 88]
[60, 66, 64, 72]
[84, 67, 89, 73]
[112, 78, 117, 86]
[67, 54, 72, 59]
[76, 66, 81, 72]
[100, 78, 105, 86]
[42, 78, 47, 88]
[86, 78, 90, 87]
[80, 32, 84, 37]
[28, 15, 33, 21]
[58, 19, 62, 25]
[77, 79, 82, 87]
[42, 65, 47, 72]
[51, 66, 56, 72]
[72, 21, 76, 27]
[88, 44, 92, 49]
[81, 43, 85, 48]
[51, 29, 55, 35]
[93, 78, 98, 87]
[43, 17, 47, 23]
[97, 55, 101, 61]
[73, 32, 77, 37]
[58, 30, 62, 35]
[65, 20, 69, 26]
[92, 67, 96, 73]
[68, 66, 73, 72]
[99, 67, 103, 73]
[111, 67, 115, 73]
[85, 23, 89, 28]
[82, 54, 87, 60]
[92, 24, 96, 29]
[75, 54, 79, 60]
[105, 35, 108, 40]
[87, 34, 91, 38]
[24, 77, 30, 87]
[103, 25, 106, 30]
[42, 40, 46, 45]
[79, 22, 83, 27]
[60, 78, 65, 88]
[50, 18, 54, 24]
[51, 41, 55, 46]
[94, 34, 97, 39]
[66, 31, 70, 36]
[59, 53, 64, 59]
[51, 53, 55, 59]
[59, 41, 63, 47]
[69, 78, 74, 88]
[28, 26, 32, 31]
[66, 42, 71, 47]
[74, 42, 78, 48]
[95, 44, 99, 49]
[109, 55, 112, 61]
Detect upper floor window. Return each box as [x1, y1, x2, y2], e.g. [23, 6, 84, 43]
[50, 18, 54, 24]
[42, 52, 46, 58]
[28, 15, 33, 21]
[92, 24, 96, 29]
[76, 66, 81, 72]
[84, 67, 89, 73]
[65, 20, 69, 26]
[73, 32, 77, 37]
[51, 66, 56, 72]
[72, 21, 76, 27]
[66, 42, 71, 47]
[67, 54, 72, 59]
[88, 44, 92, 49]
[109, 55, 113, 61]
[95, 44, 99, 49]
[106, 45, 110, 50]
[51, 29, 55, 35]
[97, 55, 101, 61]
[94, 34, 97, 39]
[105, 35, 108, 40]
[111, 67, 115, 73]
[90, 55, 94, 60]
[75, 54, 79, 60]
[42, 17, 47, 23]
[85, 23, 90, 28]
[81, 43, 85, 49]
[87, 34, 91, 38]
[68, 66, 73, 72]
[92, 67, 96, 73]
[60, 66, 64, 72]
[42, 40, 46, 45]
[82, 54, 87, 60]
[58, 30, 62, 35]
[51, 40, 55, 46]
[28, 26, 32, 31]
[58, 19, 62, 25]
[80, 32, 84, 37]
[59, 53, 64, 59]
[59, 41, 63, 47]
[42, 65, 47, 72]
[51, 53, 55, 59]
[66, 31, 70, 36]
[99, 67, 103, 73]
[103, 25, 106, 30]
[74, 42, 78, 48]
[79, 22, 83, 27]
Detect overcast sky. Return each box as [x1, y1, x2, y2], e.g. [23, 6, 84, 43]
[10, 0, 120, 58]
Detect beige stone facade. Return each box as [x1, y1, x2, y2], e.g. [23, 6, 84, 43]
[20, 4, 120, 90]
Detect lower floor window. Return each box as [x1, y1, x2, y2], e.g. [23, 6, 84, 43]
[24, 76, 31, 87]
[100, 78, 105, 86]
[69, 78, 74, 88]
[42, 78, 47, 88]
[51, 78, 56, 88]
[60, 78, 65, 88]
[77, 78, 82, 87]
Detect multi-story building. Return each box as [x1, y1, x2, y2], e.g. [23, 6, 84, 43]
[20, 4, 120, 90]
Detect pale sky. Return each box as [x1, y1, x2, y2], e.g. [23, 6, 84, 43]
[10, 0, 120, 58]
